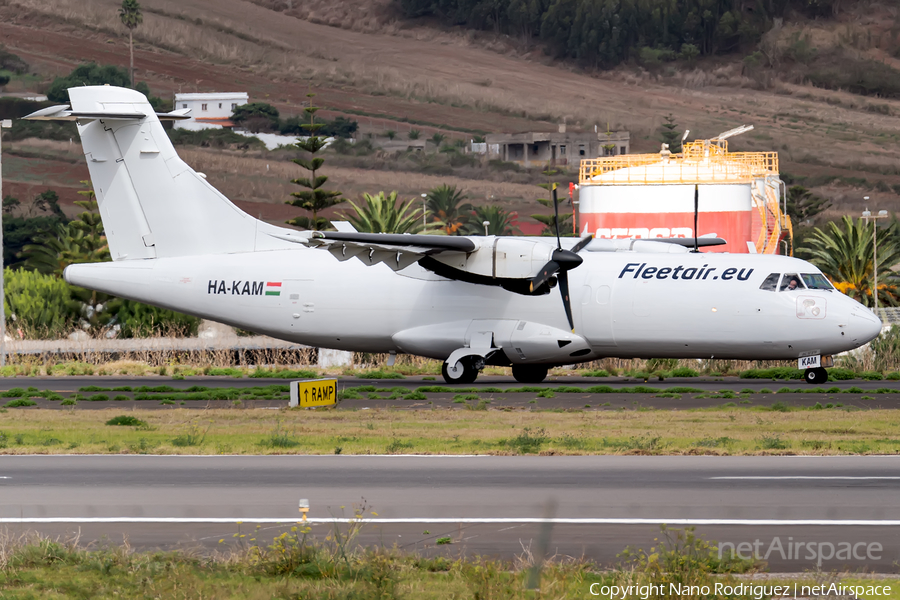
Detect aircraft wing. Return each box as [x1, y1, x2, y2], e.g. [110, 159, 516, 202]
[276, 231, 476, 271]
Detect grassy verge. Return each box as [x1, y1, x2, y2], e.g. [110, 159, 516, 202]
[1, 404, 899, 455]
[0, 525, 896, 599]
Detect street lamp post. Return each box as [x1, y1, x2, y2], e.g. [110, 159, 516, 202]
[421, 193, 427, 229]
[0, 119, 10, 367]
[862, 202, 889, 316]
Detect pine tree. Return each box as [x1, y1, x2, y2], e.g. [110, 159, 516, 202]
[531, 164, 572, 236]
[285, 93, 344, 231]
[659, 113, 682, 153]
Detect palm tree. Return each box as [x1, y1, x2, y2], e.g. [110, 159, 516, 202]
[462, 205, 520, 236]
[118, 0, 143, 87]
[426, 185, 472, 235]
[800, 215, 900, 307]
[342, 191, 432, 234]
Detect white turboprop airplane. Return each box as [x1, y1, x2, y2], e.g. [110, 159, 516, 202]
[25, 86, 882, 385]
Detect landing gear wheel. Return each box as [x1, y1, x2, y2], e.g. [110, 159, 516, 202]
[512, 364, 549, 384]
[442, 357, 480, 384]
[804, 367, 828, 385]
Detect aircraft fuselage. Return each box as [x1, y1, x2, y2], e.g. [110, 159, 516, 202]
[65, 247, 880, 364]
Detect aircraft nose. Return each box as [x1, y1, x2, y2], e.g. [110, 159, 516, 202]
[849, 308, 882, 345]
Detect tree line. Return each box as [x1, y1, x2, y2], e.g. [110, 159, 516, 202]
[397, 0, 845, 67]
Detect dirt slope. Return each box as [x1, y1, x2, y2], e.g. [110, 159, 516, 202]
[3, 0, 900, 218]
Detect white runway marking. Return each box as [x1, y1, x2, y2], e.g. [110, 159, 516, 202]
[710, 476, 900, 480]
[2, 517, 900, 526]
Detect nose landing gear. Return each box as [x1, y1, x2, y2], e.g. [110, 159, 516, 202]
[442, 356, 484, 384]
[804, 367, 828, 385]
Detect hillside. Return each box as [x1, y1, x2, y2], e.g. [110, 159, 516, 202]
[2, 0, 900, 225]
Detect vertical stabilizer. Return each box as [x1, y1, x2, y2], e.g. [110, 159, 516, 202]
[65, 86, 292, 260]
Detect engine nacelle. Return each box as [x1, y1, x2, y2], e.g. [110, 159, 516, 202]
[429, 238, 553, 280]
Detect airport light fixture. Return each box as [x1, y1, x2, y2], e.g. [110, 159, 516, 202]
[0, 118, 10, 367]
[862, 201, 890, 315]
[483, 220, 490, 236]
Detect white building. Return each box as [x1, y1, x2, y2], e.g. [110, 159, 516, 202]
[173, 92, 248, 131]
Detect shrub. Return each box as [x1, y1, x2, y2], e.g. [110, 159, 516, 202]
[758, 434, 788, 450]
[105, 415, 147, 427]
[250, 368, 317, 379]
[207, 367, 244, 378]
[806, 52, 900, 99]
[740, 367, 803, 380]
[167, 128, 265, 149]
[4, 398, 36, 407]
[828, 368, 856, 380]
[356, 370, 404, 380]
[671, 367, 700, 377]
[4, 268, 76, 338]
[113, 299, 200, 338]
[47, 63, 168, 110]
[503, 427, 547, 454]
[581, 369, 609, 377]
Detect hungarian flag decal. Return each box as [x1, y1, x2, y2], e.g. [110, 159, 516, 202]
[265, 282, 282, 296]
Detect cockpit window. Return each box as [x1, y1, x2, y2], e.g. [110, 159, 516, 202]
[780, 273, 804, 291]
[759, 273, 780, 291]
[800, 273, 834, 290]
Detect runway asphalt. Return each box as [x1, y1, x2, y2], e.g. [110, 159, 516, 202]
[1, 455, 898, 571]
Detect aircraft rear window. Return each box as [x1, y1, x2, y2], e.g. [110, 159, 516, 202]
[759, 273, 780, 291]
[801, 273, 834, 290]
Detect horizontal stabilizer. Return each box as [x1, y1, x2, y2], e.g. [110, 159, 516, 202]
[24, 104, 191, 121]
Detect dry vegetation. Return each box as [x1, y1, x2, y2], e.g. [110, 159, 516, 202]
[4, 0, 900, 219]
[0, 402, 898, 456]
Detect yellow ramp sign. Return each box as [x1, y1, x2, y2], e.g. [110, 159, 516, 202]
[290, 379, 338, 408]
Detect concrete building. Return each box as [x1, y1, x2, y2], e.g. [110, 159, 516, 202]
[173, 92, 248, 131]
[485, 127, 630, 167]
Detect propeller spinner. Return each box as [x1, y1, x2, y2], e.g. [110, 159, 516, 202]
[529, 186, 592, 332]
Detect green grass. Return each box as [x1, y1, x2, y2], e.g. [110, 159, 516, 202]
[105, 415, 147, 427]
[0, 403, 896, 455]
[0, 526, 896, 600]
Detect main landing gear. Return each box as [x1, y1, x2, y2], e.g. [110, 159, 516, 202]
[804, 367, 828, 385]
[511, 364, 548, 384]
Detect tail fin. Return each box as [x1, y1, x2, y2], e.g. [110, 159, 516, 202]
[60, 86, 292, 260]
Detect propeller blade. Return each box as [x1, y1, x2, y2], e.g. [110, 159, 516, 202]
[571, 234, 593, 253]
[558, 270, 575, 332]
[530, 260, 561, 293]
[552, 186, 562, 250]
